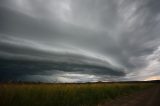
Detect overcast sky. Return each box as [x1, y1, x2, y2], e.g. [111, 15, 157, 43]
[1, 0, 160, 82]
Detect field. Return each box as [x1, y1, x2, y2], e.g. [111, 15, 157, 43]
[0, 82, 155, 106]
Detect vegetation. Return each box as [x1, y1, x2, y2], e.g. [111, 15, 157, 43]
[0, 82, 153, 106]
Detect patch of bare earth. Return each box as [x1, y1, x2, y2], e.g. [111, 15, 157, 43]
[99, 84, 160, 106]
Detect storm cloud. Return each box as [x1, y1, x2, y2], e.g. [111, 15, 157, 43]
[0, 0, 160, 82]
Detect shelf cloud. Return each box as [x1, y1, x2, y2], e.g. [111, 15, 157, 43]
[1, 0, 160, 82]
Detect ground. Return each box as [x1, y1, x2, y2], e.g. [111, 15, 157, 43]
[101, 84, 160, 106]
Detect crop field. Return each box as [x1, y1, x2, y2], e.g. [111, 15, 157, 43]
[0, 82, 154, 106]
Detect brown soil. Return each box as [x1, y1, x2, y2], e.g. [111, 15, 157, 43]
[100, 84, 160, 106]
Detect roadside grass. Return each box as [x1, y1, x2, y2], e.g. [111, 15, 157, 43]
[0, 83, 153, 106]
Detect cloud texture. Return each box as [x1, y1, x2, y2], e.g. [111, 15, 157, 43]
[1, 0, 160, 82]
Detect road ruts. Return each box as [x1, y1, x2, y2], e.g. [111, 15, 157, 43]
[100, 84, 160, 106]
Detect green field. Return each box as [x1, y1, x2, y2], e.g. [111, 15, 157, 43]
[0, 82, 154, 106]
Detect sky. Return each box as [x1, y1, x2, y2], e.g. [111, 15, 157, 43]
[0, 0, 160, 82]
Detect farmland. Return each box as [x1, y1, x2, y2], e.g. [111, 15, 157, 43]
[0, 82, 155, 106]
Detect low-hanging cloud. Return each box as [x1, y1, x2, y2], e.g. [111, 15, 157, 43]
[1, 0, 160, 82]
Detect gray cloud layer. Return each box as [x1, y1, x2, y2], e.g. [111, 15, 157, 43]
[1, 0, 160, 82]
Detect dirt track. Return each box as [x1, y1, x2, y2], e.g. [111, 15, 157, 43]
[101, 84, 160, 106]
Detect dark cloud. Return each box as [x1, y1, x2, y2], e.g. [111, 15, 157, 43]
[0, 57, 125, 81]
[0, 0, 160, 82]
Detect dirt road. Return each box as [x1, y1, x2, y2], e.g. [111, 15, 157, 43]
[101, 84, 160, 106]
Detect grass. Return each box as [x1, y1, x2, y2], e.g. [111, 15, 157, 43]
[0, 82, 153, 106]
